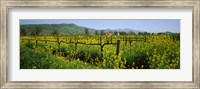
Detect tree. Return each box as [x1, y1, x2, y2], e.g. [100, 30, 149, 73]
[119, 31, 127, 35]
[30, 27, 42, 36]
[101, 30, 104, 35]
[144, 32, 150, 35]
[95, 30, 99, 35]
[114, 31, 118, 35]
[138, 32, 150, 35]
[35, 27, 42, 35]
[128, 31, 136, 35]
[31, 30, 36, 36]
[138, 32, 144, 35]
[20, 27, 27, 36]
[85, 28, 89, 35]
[52, 30, 59, 35]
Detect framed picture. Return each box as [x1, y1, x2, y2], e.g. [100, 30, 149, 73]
[1, 0, 199, 89]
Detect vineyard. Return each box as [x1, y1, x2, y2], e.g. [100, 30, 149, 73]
[20, 34, 180, 69]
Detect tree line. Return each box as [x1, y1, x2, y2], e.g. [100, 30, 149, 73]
[21, 27, 179, 36]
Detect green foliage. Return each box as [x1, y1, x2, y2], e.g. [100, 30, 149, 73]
[30, 30, 36, 36]
[35, 26, 42, 35]
[138, 32, 150, 35]
[146, 35, 180, 69]
[114, 31, 118, 35]
[95, 30, 99, 35]
[51, 30, 59, 35]
[85, 28, 89, 35]
[20, 27, 27, 36]
[20, 34, 180, 69]
[121, 34, 180, 69]
[24, 40, 35, 49]
[20, 24, 95, 35]
[128, 31, 136, 35]
[100, 45, 126, 69]
[101, 30, 104, 35]
[20, 45, 95, 69]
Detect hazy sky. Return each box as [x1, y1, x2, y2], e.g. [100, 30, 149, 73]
[20, 19, 180, 33]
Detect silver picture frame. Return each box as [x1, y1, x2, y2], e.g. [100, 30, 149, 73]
[0, 0, 199, 89]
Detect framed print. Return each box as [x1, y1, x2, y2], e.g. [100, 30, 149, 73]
[0, 0, 200, 89]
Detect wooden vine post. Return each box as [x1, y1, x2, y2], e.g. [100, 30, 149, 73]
[116, 40, 120, 56]
[100, 36, 103, 58]
[129, 37, 132, 46]
[100, 36, 103, 53]
[75, 36, 77, 50]
[35, 40, 38, 47]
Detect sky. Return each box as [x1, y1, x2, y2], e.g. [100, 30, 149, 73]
[20, 19, 180, 33]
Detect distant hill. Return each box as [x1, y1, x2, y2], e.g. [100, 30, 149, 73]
[20, 24, 95, 35]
